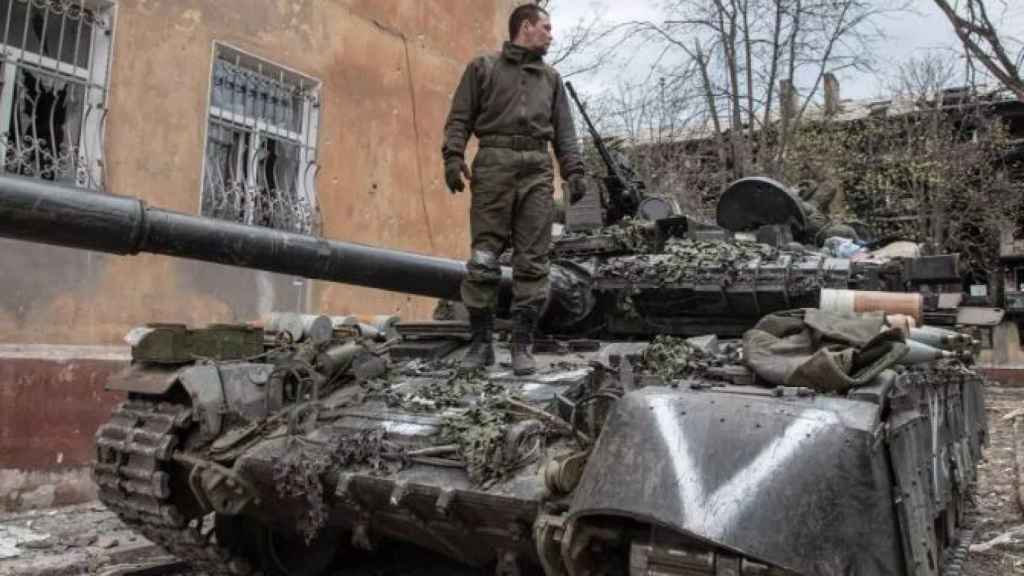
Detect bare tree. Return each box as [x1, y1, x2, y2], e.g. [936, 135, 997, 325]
[932, 0, 1024, 101]
[610, 0, 899, 182]
[887, 52, 961, 100]
[778, 55, 1022, 281]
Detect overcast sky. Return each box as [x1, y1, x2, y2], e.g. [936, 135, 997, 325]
[546, 0, 1024, 102]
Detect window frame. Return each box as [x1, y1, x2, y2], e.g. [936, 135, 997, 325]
[0, 0, 116, 190]
[199, 42, 322, 235]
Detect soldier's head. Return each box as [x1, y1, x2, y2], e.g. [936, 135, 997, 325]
[509, 4, 552, 55]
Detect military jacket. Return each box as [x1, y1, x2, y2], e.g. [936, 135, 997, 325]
[442, 41, 584, 177]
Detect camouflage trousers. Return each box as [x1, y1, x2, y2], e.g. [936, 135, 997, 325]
[460, 147, 554, 312]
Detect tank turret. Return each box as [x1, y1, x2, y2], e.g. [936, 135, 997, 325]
[0, 175, 974, 338]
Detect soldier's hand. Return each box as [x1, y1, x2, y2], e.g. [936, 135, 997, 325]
[568, 174, 588, 204]
[445, 159, 471, 193]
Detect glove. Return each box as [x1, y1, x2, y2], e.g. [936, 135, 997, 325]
[567, 174, 588, 204]
[445, 158, 471, 193]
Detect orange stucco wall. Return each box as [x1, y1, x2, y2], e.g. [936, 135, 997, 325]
[0, 0, 520, 344]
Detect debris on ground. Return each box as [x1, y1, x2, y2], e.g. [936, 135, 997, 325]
[0, 503, 480, 575]
[965, 384, 1024, 576]
[0, 503, 164, 576]
[0, 525, 49, 559]
[971, 526, 1024, 554]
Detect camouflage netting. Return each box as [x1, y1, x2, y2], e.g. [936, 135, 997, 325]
[407, 371, 508, 412]
[439, 402, 514, 485]
[640, 335, 735, 381]
[273, 440, 334, 543]
[274, 428, 402, 542]
[332, 427, 398, 472]
[604, 217, 656, 252]
[560, 216, 656, 252]
[362, 360, 551, 485]
[598, 238, 785, 284]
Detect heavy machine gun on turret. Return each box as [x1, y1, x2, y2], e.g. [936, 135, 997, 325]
[564, 81, 649, 225]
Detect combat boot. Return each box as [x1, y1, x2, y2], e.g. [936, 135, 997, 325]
[461, 308, 495, 370]
[511, 308, 538, 376]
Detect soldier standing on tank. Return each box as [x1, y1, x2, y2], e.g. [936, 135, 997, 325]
[442, 4, 587, 375]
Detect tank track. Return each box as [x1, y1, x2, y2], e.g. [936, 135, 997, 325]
[93, 399, 255, 576]
[942, 516, 976, 576]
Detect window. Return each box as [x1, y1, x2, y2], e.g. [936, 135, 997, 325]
[0, 0, 114, 189]
[201, 44, 321, 235]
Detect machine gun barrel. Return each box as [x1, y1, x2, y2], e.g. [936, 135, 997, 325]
[565, 82, 642, 222]
[0, 176, 478, 301]
[565, 81, 626, 189]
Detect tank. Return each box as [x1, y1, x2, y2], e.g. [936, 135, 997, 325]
[0, 172, 989, 576]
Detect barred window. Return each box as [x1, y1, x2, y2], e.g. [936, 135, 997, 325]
[201, 44, 321, 235]
[0, 0, 115, 189]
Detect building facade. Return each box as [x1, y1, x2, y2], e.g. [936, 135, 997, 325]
[0, 0, 520, 510]
[0, 0, 520, 344]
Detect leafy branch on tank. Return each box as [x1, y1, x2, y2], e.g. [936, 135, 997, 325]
[360, 359, 585, 486]
[272, 426, 404, 543]
[439, 403, 518, 486]
[558, 216, 657, 252]
[639, 335, 742, 383]
[597, 237, 789, 286]
[273, 439, 335, 544]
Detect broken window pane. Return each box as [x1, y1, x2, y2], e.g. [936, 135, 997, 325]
[201, 122, 249, 224]
[255, 137, 310, 232]
[0, 1, 113, 189]
[3, 66, 86, 184]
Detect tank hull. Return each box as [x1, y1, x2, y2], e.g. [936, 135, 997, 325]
[94, 336, 986, 576]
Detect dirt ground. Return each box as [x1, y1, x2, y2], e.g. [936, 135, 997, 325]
[0, 502, 173, 576]
[2, 384, 1024, 576]
[965, 383, 1024, 576]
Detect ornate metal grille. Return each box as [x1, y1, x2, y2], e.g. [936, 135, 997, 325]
[201, 46, 321, 235]
[0, 0, 113, 189]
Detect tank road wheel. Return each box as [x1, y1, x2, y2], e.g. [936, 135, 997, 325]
[95, 400, 260, 576]
[216, 514, 343, 576]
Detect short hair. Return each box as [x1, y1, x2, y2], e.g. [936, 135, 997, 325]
[508, 4, 548, 40]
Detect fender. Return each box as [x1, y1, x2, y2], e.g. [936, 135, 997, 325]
[568, 387, 903, 575]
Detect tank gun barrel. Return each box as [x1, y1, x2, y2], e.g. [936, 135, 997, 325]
[0, 176, 478, 302]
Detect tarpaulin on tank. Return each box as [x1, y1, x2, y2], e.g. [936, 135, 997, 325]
[743, 309, 909, 393]
[569, 388, 904, 576]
